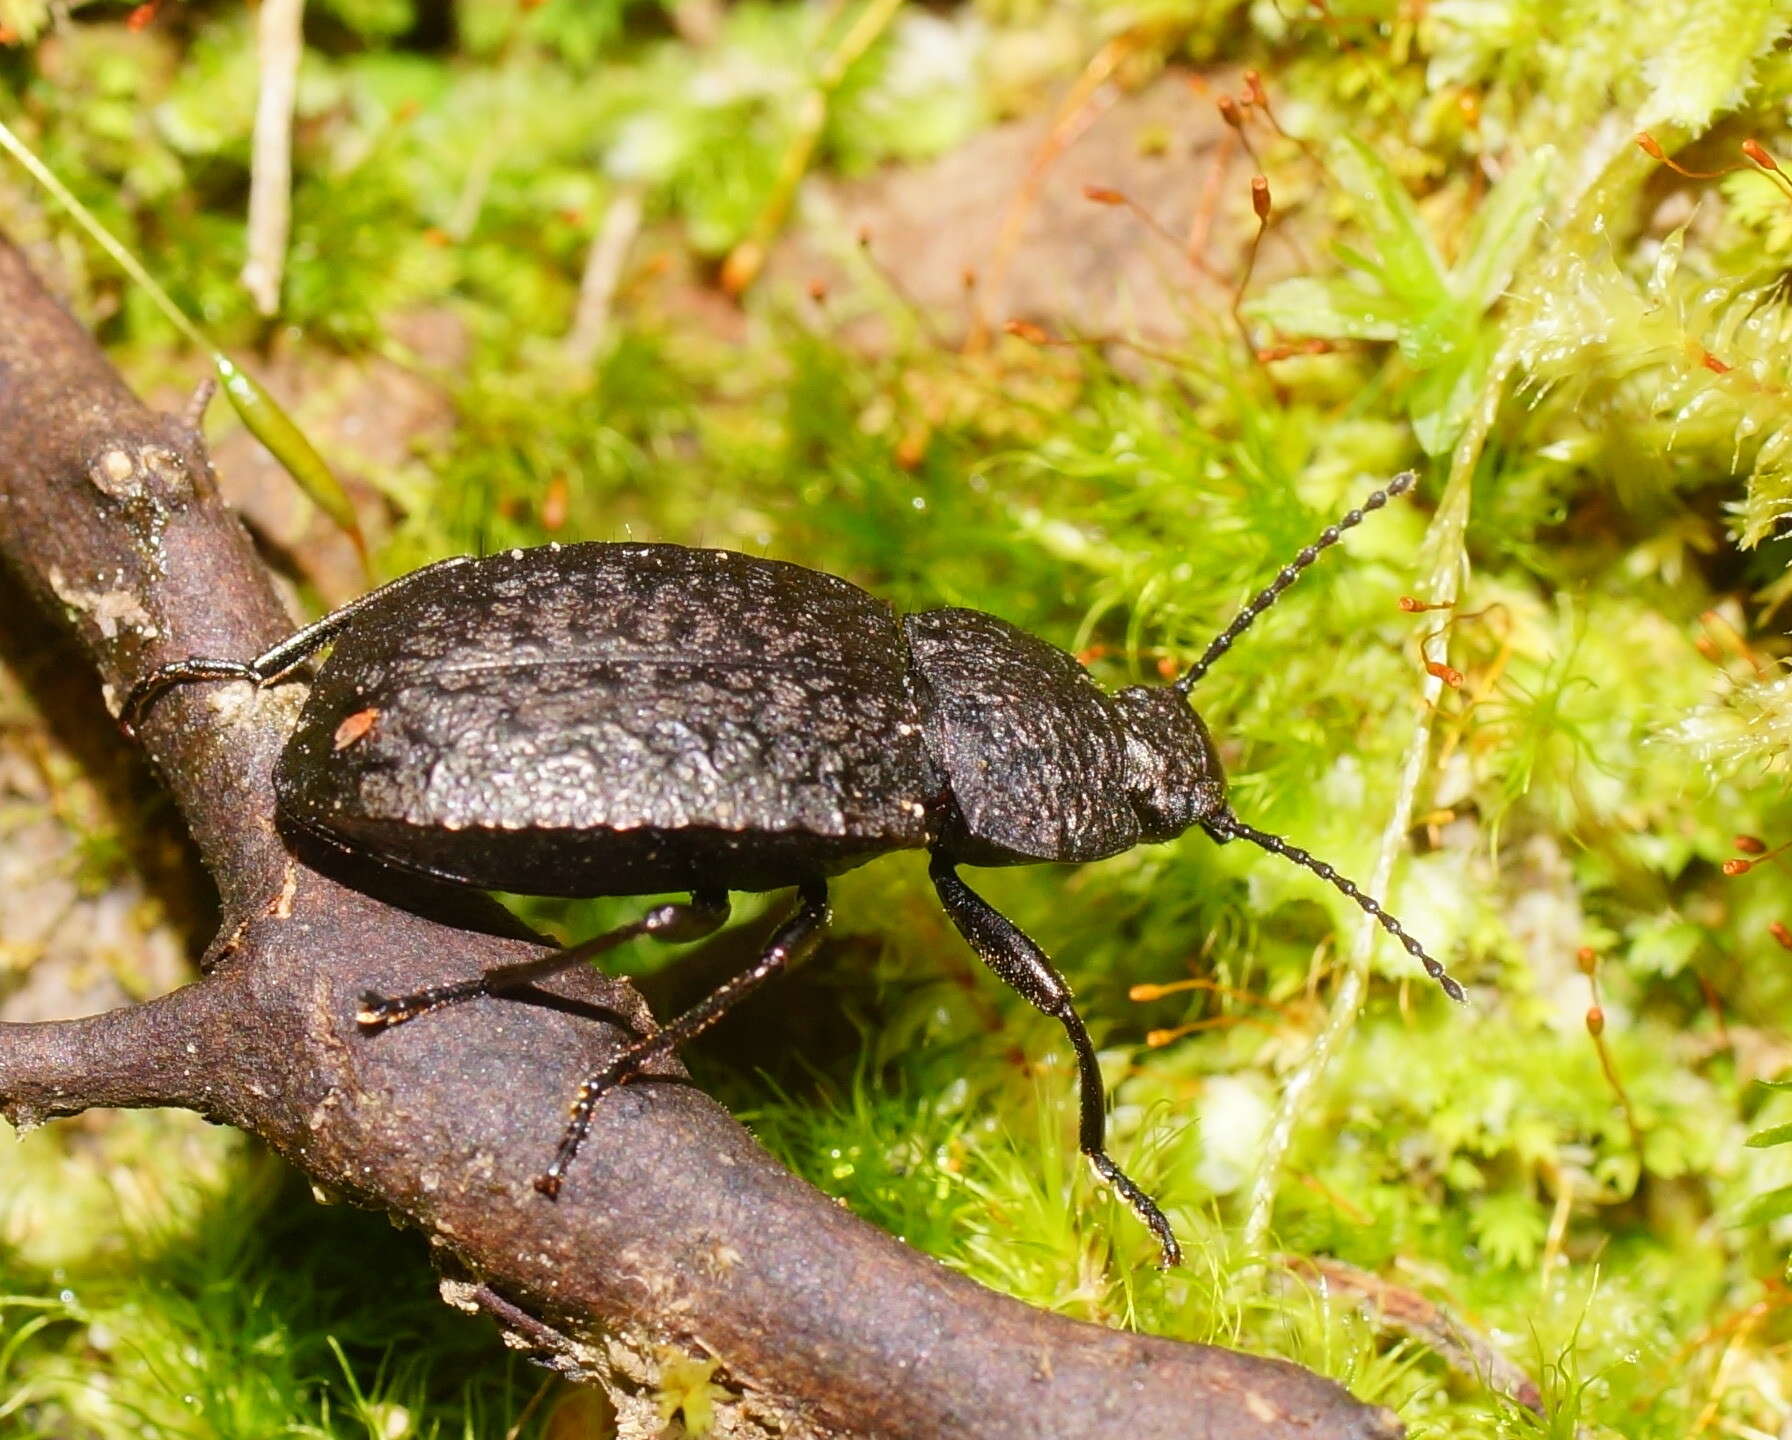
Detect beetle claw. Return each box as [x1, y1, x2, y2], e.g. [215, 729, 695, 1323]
[356, 991, 401, 1030]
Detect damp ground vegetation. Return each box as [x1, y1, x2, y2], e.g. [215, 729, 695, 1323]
[4, 1, 1792, 1436]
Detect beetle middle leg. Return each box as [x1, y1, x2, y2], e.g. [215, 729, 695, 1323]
[534, 879, 831, 1198]
[929, 854, 1182, 1268]
[356, 891, 732, 1031]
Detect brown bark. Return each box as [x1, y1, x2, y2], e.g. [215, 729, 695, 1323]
[0, 234, 1403, 1440]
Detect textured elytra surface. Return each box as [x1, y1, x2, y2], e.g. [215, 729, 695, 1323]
[903, 609, 1139, 866]
[277, 544, 938, 895]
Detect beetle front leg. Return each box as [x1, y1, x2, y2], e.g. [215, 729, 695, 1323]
[929, 854, 1182, 1269]
[535, 880, 830, 1198]
[357, 891, 732, 1032]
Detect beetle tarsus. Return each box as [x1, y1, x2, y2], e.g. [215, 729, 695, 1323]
[356, 993, 401, 1030]
[1087, 1151, 1181, 1269]
[357, 979, 486, 1030]
[119, 658, 267, 739]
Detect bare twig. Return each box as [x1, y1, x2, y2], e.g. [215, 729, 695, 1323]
[0, 235, 1402, 1440]
[1282, 1256, 1545, 1415]
[565, 184, 646, 367]
[243, 0, 306, 316]
[720, 0, 906, 296]
[971, 34, 1130, 350]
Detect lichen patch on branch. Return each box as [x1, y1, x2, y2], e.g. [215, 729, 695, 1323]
[45, 565, 157, 641]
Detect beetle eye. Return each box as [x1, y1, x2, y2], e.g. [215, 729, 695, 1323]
[1130, 776, 1226, 841]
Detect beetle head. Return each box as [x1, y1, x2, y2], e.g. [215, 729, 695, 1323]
[1112, 684, 1227, 841]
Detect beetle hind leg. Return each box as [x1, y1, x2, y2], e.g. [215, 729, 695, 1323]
[119, 659, 267, 738]
[929, 854, 1182, 1269]
[534, 880, 830, 1199]
[357, 891, 731, 1033]
[119, 553, 476, 738]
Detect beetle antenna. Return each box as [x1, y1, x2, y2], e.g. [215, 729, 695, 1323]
[1205, 810, 1465, 1002]
[1171, 470, 1417, 695]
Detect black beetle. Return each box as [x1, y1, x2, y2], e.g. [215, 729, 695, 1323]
[122, 469, 1461, 1267]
